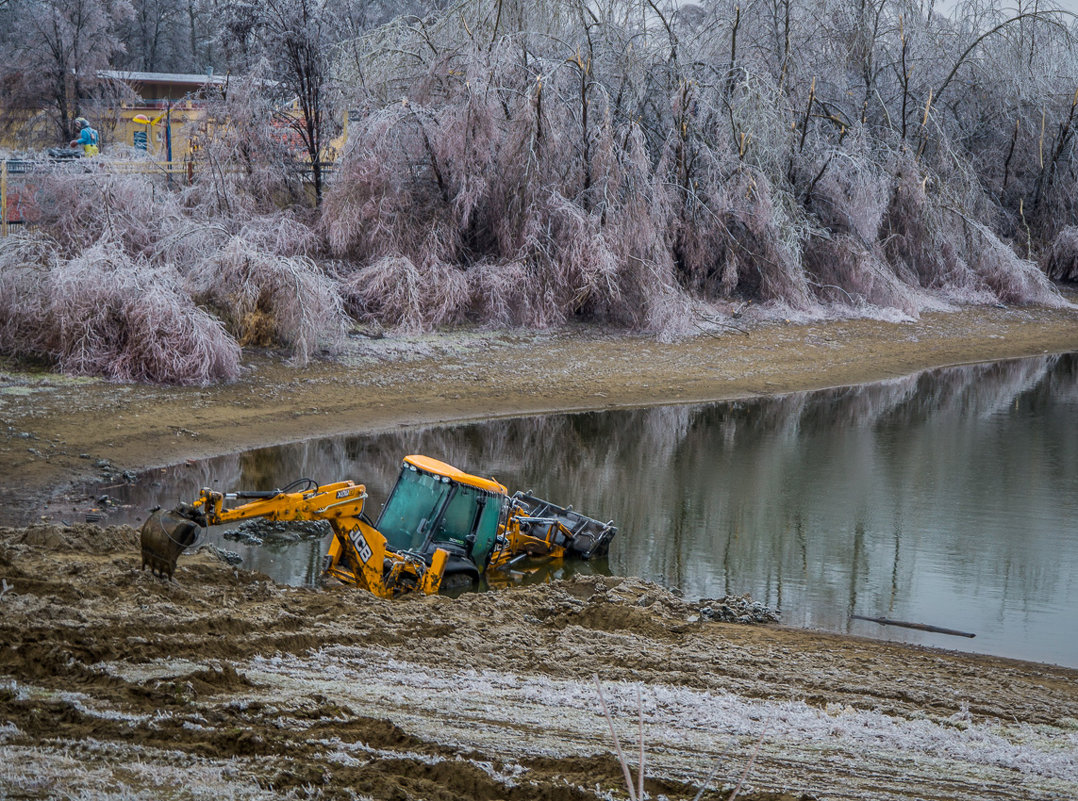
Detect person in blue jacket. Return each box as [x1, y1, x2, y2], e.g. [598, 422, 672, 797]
[69, 117, 99, 156]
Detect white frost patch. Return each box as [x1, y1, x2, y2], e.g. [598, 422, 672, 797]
[238, 645, 1078, 797]
[0, 720, 22, 743]
[11, 682, 183, 731]
[314, 741, 526, 793]
[0, 740, 318, 800]
[314, 735, 527, 786]
[1, 678, 29, 701]
[55, 690, 161, 726]
[101, 657, 213, 682]
[585, 684, 1078, 781]
[472, 757, 528, 786]
[320, 739, 445, 768]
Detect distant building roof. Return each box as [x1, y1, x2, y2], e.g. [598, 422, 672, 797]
[98, 70, 227, 87]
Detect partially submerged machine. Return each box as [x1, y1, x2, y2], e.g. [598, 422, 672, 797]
[141, 454, 616, 597]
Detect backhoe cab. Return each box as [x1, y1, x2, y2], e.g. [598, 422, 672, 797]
[324, 455, 506, 591]
[141, 454, 616, 598]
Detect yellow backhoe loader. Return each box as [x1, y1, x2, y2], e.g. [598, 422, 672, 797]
[140, 454, 616, 598]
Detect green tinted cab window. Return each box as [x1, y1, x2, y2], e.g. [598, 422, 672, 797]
[376, 468, 451, 551]
[432, 486, 505, 565]
[434, 485, 481, 547]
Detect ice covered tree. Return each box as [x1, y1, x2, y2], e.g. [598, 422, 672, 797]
[0, 0, 133, 144]
[221, 0, 350, 204]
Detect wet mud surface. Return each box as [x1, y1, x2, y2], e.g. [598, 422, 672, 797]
[1, 524, 1076, 800]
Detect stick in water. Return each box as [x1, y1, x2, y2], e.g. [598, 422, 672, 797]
[851, 614, 976, 638]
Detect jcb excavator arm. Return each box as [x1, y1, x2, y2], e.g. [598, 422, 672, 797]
[188, 481, 366, 529]
[140, 480, 447, 597]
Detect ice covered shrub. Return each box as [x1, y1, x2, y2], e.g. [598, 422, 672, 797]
[492, 186, 685, 332]
[1041, 227, 1078, 281]
[186, 61, 314, 215]
[186, 229, 346, 365]
[0, 235, 53, 358]
[803, 143, 891, 246]
[325, 41, 687, 333]
[800, 150, 921, 313]
[964, 224, 1063, 306]
[879, 150, 1063, 306]
[338, 255, 470, 331]
[0, 235, 240, 384]
[504, 114, 686, 332]
[26, 171, 183, 257]
[323, 103, 470, 330]
[12, 157, 341, 375]
[881, 161, 994, 302]
[669, 157, 812, 309]
[322, 105, 461, 266]
[645, 63, 811, 311]
[802, 232, 918, 313]
[335, 2, 1078, 325]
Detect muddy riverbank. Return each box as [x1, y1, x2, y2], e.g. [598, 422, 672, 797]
[2, 303, 1078, 799]
[0, 523, 1076, 800]
[2, 303, 1077, 511]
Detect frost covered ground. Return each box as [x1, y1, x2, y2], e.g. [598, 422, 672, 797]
[1, 525, 1076, 800]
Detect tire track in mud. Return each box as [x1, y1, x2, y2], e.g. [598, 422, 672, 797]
[1, 524, 1076, 800]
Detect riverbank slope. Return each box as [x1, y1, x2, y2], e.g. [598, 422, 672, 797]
[2, 303, 1077, 508]
[1, 523, 1076, 800]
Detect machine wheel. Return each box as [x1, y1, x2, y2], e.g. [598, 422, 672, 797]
[440, 571, 478, 593]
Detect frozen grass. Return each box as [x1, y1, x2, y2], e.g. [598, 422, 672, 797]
[0, 741, 328, 800]
[210, 646, 1078, 797]
[317, 738, 529, 788]
[24, 628, 1078, 799]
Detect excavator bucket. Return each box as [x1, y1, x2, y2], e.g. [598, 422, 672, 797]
[140, 507, 201, 579]
[487, 491, 617, 573]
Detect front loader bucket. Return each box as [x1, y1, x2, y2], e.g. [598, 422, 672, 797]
[512, 492, 617, 559]
[140, 507, 201, 579]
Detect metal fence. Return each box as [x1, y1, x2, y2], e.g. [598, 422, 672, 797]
[1, 157, 192, 236]
[0, 157, 331, 236]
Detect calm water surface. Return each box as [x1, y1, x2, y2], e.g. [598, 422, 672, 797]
[66, 353, 1078, 667]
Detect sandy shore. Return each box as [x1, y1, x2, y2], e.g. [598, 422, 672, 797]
[2, 302, 1076, 508]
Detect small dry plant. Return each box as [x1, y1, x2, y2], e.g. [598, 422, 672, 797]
[593, 675, 768, 801]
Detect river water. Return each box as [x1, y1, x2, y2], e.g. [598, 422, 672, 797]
[68, 353, 1078, 667]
